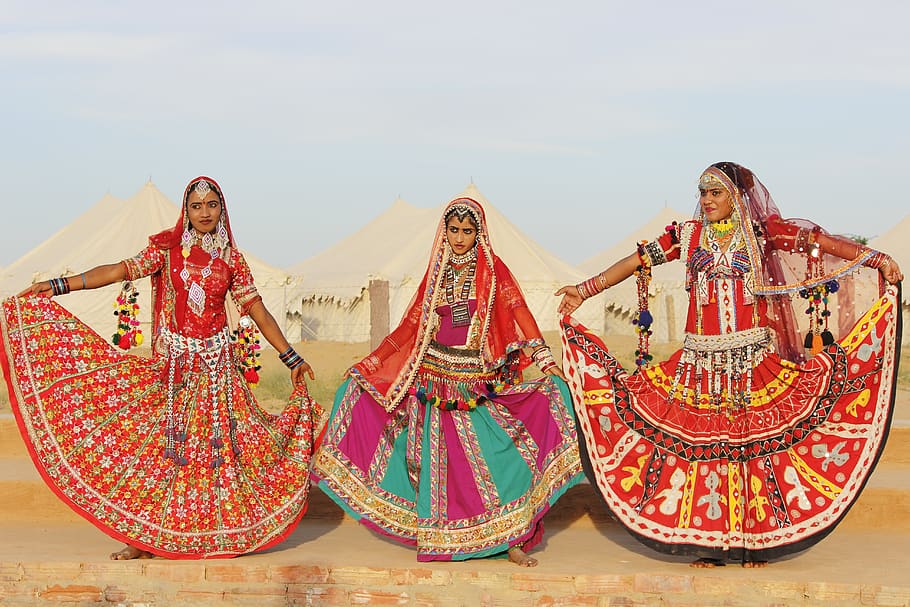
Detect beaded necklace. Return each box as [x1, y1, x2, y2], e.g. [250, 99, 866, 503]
[705, 218, 738, 253]
[445, 248, 477, 327]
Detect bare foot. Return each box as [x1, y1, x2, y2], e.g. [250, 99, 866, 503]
[690, 558, 725, 568]
[742, 561, 768, 568]
[109, 545, 153, 560]
[508, 546, 538, 567]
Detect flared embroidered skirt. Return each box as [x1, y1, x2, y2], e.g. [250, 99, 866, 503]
[560, 285, 901, 562]
[311, 352, 584, 561]
[0, 296, 325, 559]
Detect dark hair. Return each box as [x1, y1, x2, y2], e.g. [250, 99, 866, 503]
[444, 207, 479, 230]
[710, 161, 755, 192]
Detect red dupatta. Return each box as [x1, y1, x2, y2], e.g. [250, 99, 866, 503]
[350, 197, 545, 412]
[144, 176, 238, 352]
[697, 163, 879, 362]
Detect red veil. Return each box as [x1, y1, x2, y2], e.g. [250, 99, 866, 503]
[697, 162, 879, 361]
[350, 197, 546, 412]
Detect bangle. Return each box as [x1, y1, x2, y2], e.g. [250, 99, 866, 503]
[50, 277, 71, 296]
[532, 346, 557, 373]
[80, 273, 87, 290]
[279, 346, 306, 370]
[861, 250, 891, 270]
[575, 271, 610, 301]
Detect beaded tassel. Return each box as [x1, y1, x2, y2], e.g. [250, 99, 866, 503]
[111, 281, 143, 350]
[632, 242, 654, 368]
[800, 243, 838, 355]
[233, 316, 262, 387]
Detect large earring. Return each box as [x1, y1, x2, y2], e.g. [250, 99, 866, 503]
[181, 224, 193, 259]
[216, 217, 229, 250]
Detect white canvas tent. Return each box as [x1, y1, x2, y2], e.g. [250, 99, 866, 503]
[578, 206, 690, 343]
[0, 182, 305, 346]
[288, 184, 598, 342]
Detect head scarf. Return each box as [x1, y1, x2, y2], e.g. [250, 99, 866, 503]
[351, 197, 545, 412]
[150, 176, 236, 250]
[696, 162, 875, 360]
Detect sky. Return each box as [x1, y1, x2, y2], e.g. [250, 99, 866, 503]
[2, 0, 908, 270]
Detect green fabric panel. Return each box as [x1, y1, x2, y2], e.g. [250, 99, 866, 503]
[378, 425, 417, 501]
[470, 406, 532, 504]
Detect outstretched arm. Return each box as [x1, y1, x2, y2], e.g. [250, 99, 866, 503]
[765, 215, 903, 285]
[555, 252, 640, 316]
[18, 262, 129, 297]
[247, 299, 314, 386]
[815, 232, 904, 284]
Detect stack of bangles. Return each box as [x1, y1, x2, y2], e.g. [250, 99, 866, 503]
[49, 277, 71, 296]
[279, 347, 306, 370]
[575, 271, 610, 301]
[861, 249, 893, 270]
[532, 346, 558, 374]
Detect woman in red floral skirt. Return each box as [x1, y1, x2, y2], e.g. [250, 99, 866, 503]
[0, 176, 324, 559]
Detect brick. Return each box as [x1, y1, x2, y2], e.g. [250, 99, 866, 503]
[287, 585, 349, 607]
[536, 594, 600, 607]
[271, 564, 331, 584]
[0, 580, 35, 601]
[20, 562, 82, 581]
[574, 574, 634, 595]
[0, 562, 23, 582]
[223, 588, 290, 605]
[329, 566, 393, 586]
[806, 581, 862, 602]
[390, 567, 453, 586]
[349, 589, 411, 605]
[37, 584, 104, 602]
[511, 572, 576, 593]
[144, 560, 205, 583]
[746, 580, 808, 601]
[453, 570, 512, 590]
[79, 561, 146, 580]
[632, 573, 694, 595]
[870, 585, 910, 606]
[605, 598, 637, 607]
[414, 591, 474, 607]
[479, 591, 535, 607]
[205, 563, 270, 583]
[102, 586, 129, 603]
[175, 590, 226, 603]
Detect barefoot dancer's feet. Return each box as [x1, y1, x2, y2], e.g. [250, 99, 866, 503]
[690, 558, 726, 568]
[109, 545, 153, 560]
[508, 546, 538, 567]
[742, 560, 768, 568]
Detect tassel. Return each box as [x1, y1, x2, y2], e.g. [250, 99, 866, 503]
[811, 333, 823, 355]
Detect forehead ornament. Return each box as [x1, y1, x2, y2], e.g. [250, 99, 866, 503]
[698, 172, 728, 192]
[193, 180, 213, 198]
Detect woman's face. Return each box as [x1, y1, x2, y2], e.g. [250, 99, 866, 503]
[445, 215, 478, 256]
[699, 186, 734, 222]
[185, 187, 223, 234]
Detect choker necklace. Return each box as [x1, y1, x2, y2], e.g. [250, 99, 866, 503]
[709, 218, 736, 238]
[449, 247, 477, 265]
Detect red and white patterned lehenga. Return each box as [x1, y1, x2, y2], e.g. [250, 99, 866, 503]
[561, 163, 901, 563]
[0, 177, 324, 559]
